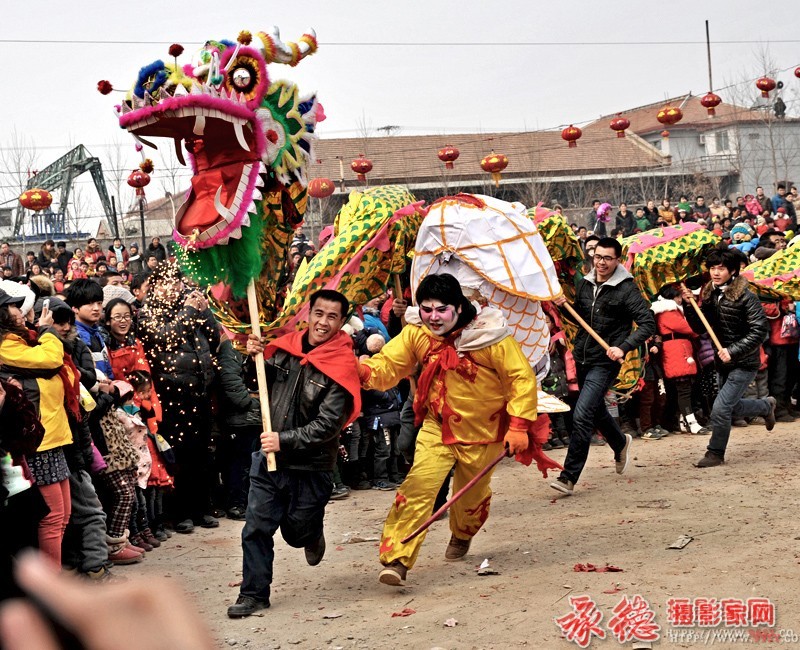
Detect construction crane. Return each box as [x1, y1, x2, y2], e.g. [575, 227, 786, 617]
[13, 145, 117, 238]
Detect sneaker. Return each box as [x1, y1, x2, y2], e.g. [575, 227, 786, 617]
[615, 433, 633, 475]
[549, 437, 565, 449]
[696, 427, 711, 435]
[130, 533, 153, 552]
[655, 425, 670, 437]
[590, 434, 606, 446]
[227, 595, 270, 619]
[776, 413, 796, 423]
[559, 434, 571, 446]
[304, 533, 326, 566]
[371, 480, 397, 491]
[550, 477, 574, 496]
[378, 561, 408, 587]
[764, 397, 777, 431]
[641, 429, 663, 440]
[542, 441, 553, 451]
[108, 545, 144, 565]
[444, 535, 471, 561]
[194, 515, 219, 529]
[227, 506, 247, 520]
[142, 529, 161, 548]
[154, 527, 169, 542]
[695, 451, 724, 468]
[175, 519, 195, 534]
[330, 484, 350, 500]
[354, 479, 372, 490]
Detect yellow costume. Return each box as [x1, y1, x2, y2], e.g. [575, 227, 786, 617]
[361, 309, 537, 569]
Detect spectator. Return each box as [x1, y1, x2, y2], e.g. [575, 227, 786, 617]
[108, 238, 129, 267]
[772, 184, 796, 223]
[84, 238, 104, 266]
[56, 241, 72, 274]
[127, 243, 144, 276]
[755, 186, 772, 215]
[147, 237, 168, 263]
[658, 198, 676, 225]
[586, 200, 601, 230]
[36, 240, 57, 269]
[615, 203, 636, 236]
[145, 254, 159, 272]
[0, 243, 25, 278]
[694, 195, 710, 217]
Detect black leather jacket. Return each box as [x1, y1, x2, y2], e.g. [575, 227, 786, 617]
[260, 349, 352, 472]
[569, 264, 656, 367]
[685, 275, 767, 372]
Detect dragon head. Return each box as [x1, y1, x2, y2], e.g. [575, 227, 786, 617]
[113, 27, 323, 250]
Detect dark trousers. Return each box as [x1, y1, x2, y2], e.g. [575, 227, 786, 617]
[768, 343, 799, 414]
[708, 367, 770, 457]
[240, 454, 332, 602]
[561, 364, 627, 484]
[171, 435, 211, 522]
[639, 379, 665, 431]
[221, 427, 260, 510]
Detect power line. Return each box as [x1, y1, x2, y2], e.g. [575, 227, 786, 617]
[2, 39, 800, 46]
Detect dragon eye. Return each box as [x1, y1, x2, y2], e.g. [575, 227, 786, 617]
[231, 68, 252, 89]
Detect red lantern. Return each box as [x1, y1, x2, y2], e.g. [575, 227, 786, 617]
[307, 177, 335, 199]
[437, 145, 460, 170]
[756, 76, 776, 98]
[127, 169, 151, 196]
[561, 125, 582, 148]
[19, 188, 53, 212]
[795, 67, 800, 79]
[657, 106, 683, 126]
[661, 130, 671, 139]
[609, 115, 630, 138]
[480, 152, 508, 187]
[700, 92, 722, 117]
[350, 154, 373, 182]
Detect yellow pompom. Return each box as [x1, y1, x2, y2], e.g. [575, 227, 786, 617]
[238, 30, 252, 45]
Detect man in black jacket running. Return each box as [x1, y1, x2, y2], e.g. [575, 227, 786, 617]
[552, 237, 655, 496]
[680, 248, 775, 468]
[227, 290, 361, 618]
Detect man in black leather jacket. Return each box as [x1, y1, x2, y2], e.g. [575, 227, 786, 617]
[552, 237, 655, 496]
[681, 248, 775, 468]
[228, 290, 361, 619]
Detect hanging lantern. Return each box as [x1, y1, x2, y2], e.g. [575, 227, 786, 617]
[756, 76, 776, 98]
[480, 152, 508, 187]
[307, 177, 335, 199]
[437, 145, 460, 170]
[795, 67, 800, 79]
[350, 154, 373, 182]
[657, 106, 683, 127]
[609, 115, 630, 138]
[19, 188, 53, 212]
[661, 129, 671, 139]
[127, 169, 151, 197]
[561, 125, 582, 148]
[700, 92, 722, 117]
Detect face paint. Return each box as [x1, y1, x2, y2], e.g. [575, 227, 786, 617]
[419, 299, 460, 335]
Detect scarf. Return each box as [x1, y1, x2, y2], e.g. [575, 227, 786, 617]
[412, 327, 468, 429]
[264, 329, 362, 426]
[19, 329, 81, 421]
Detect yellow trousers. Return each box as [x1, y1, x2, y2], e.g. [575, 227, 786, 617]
[379, 421, 504, 569]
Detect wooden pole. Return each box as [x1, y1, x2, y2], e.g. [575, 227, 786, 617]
[562, 302, 611, 352]
[686, 293, 725, 353]
[393, 274, 407, 327]
[246, 279, 277, 472]
[400, 448, 508, 544]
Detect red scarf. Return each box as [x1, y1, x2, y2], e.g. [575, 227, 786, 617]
[413, 333, 461, 428]
[264, 329, 362, 426]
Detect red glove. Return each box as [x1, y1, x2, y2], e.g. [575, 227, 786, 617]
[503, 428, 529, 455]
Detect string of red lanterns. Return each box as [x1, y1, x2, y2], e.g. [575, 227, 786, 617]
[350, 154, 373, 182]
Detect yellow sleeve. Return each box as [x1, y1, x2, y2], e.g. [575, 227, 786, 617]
[0, 332, 64, 370]
[477, 336, 538, 421]
[361, 325, 426, 391]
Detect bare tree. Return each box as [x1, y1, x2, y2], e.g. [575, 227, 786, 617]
[0, 129, 40, 236]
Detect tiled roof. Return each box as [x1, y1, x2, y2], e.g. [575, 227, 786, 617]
[309, 129, 669, 185]
[592, 93, 787, 135]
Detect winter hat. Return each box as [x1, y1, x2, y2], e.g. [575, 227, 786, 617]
[112, 380, 134, 401]
[102, 284, 135, 308]
[777, 207, 787, 214]
[0, 280, 35, 317]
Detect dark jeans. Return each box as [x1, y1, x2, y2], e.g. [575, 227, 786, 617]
[708, 367, 771, 457]
[222, 427, 260, 509]
[240, 453, 333, 602]
[561, 364, 627, 484]
[639, 379, 665, 431]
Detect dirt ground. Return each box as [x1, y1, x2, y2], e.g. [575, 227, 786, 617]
[119, 422, 800, 649]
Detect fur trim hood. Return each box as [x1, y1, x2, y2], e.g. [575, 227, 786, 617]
[700, 274, 749, 302]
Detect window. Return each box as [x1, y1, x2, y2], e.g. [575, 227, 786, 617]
[715, 130, 729, 152]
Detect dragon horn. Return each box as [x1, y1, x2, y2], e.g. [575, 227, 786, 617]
[257, 27, 318, 67]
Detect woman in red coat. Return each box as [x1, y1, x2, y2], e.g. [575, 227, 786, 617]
[652, 285, 709, 434]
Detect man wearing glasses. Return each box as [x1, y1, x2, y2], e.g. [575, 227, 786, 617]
[551, 237, 655, 496]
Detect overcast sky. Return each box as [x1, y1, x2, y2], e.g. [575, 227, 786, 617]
[1, 0, 798, 213]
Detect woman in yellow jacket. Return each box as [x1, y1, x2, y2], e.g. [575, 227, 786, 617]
[358, 274, 538, 587]
[0, 289, 75, 567]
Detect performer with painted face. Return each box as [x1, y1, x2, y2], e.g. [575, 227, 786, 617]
[357, 273, 539, 587]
